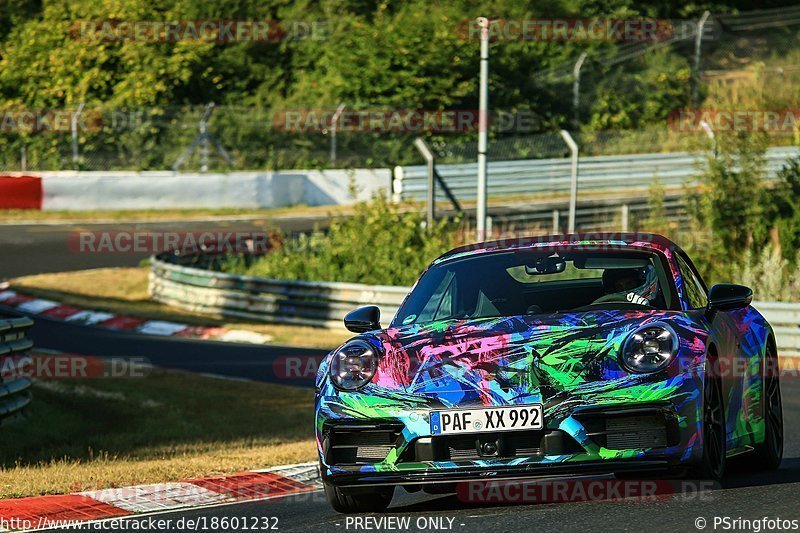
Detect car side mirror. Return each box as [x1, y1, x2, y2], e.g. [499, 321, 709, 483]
[707, 283, 753, 312]
[344, 306, 381, 333]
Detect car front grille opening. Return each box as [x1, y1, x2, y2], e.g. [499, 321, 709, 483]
[575, 410, 677, 450]
[401, 430, 544, 463]
[605, 415, 668, 449]
[326, 425, 403, 465]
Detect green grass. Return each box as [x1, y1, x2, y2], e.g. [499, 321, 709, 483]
[0, 370, 316, 499]
[0, 204, 355, 224]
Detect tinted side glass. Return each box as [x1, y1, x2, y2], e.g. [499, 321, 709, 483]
[676, 254, 708, 309]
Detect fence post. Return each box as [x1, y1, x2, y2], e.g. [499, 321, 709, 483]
[199, 103, 214, 172]
[71, 102, 85, 170]
[330, 103, 346, 164]
[413, 138, 435, 230]
[692, 11, 711, 108]
[20, 144, 26, 172]
[173, 103, 233, 172]
[559, 130, 579, 233]
[699, 119, 716, 158]
[572, 52, 588, 130]
[552, 209, 559, 232]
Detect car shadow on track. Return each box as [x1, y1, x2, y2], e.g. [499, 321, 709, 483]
[724, 456, 800, 489]
[384, 457, 800, 514]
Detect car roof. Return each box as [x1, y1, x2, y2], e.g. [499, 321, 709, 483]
[435, 232, 683, 265]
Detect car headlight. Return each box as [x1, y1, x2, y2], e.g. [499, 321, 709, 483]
[329, 340, 378, 391]
[620, 323, 679, 373]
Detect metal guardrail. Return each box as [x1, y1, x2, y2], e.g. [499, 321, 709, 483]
[393, 146, 800, 202]
[752, 302, 800, 355]
[151, 254, 800, 357]
[0, 315, 34, 424]
[149, 253, 407, 329]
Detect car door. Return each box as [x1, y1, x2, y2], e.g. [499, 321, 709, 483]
[674, 252, 748, 450]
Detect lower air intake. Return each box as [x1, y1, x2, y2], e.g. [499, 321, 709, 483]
[605, 415, 668, 449]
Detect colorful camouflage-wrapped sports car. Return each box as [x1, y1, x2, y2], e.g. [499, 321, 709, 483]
[315, 233, 783, 513]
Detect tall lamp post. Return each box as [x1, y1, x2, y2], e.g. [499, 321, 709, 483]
[476, 17, 490, 239]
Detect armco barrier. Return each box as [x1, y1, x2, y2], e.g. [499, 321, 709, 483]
[393, 146, 800, 202]
[0, 175, 43, 209]
[4, 168, 391, 211]
[148, 253, 408, 329]
[752, 302, 800, 355]
[150, 253, 800, 355]
[0, 315, 34, 424]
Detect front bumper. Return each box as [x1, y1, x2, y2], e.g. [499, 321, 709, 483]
[316, 373, 705, 486]
[324, 458, 680, 488]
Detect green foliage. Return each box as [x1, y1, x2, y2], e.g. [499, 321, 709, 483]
[703, 133, 768, 254]
[732, 246, 800, 302]
[235, 195, 459, 286]
[764, 155, 800, 262]
[585, 50, 692, 130]
[644, 174, 673, 235]
[2, 0, 793, 170]
[671, 139, 800, 301]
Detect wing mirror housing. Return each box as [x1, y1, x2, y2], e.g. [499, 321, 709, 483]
[707, 283, 753, 313]
[344, 306, 381, 333]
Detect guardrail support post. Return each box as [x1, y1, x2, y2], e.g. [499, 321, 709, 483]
[552, 209, 559, 232]
[559, 130, 580, 234]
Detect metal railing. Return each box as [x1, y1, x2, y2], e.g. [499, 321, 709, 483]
[393, 146, 800, 203]
[0, 315, 34, 424]
[151, 253, 800, 356]
[752, 302, 800, 355]
[149, 253, 407, 329]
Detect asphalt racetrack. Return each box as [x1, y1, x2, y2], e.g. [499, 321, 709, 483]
[36, 342, 800, 533]
[43, 372, 800, 533]
[0, 215, 325, 279]
[4, 310, 327, 386]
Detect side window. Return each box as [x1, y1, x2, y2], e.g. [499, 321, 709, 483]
[415, 271, 455, 323]
[676, 254, 708, 309]
[433, 278, 455, 320]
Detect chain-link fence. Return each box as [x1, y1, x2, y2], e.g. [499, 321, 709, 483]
[0, 105, 425, 172]
[0, 7, 798, 173]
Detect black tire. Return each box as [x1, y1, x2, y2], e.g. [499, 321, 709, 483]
[323, 482, 394, 513]
[752, 343, 783, 470]
[689, 365, 727, 481]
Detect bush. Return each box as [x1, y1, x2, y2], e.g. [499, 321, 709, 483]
[661, 142, 800, 301]
[229, 196, 459, 286]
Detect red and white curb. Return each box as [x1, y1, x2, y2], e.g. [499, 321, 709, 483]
[0, 286, 271, 345]
[0, 463, 320, 531]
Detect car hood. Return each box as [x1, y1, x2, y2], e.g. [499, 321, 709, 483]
[366, 309, 703, 407]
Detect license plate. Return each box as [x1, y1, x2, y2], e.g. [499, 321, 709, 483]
[430, 405, 544, 435]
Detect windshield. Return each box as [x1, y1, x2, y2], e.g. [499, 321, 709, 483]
[392, 250, 676, 327]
